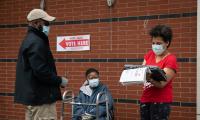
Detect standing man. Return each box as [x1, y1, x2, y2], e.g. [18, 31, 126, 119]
[14, 9, 68, 120]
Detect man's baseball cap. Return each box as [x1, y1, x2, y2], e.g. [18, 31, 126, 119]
[27, 9, 56, 22]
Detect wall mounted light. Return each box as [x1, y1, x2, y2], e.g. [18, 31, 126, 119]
[107, 0, 115, 7]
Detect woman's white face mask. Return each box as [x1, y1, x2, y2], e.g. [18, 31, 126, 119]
[88, 78, 99, 88]
[152, 44, 166, 55]
[151, 36, 168, 55]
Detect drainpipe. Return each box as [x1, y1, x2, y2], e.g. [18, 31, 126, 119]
[197, 0, 200, 119]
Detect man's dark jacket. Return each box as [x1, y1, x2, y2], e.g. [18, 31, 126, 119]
[14, 26, 62, 106]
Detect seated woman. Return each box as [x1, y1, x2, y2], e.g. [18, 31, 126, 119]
[73, 68, 114, 120]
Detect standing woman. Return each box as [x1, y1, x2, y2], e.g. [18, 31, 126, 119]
[140, 24, 178, 120]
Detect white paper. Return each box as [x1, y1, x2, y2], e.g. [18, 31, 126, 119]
[119, 67, 149, 85]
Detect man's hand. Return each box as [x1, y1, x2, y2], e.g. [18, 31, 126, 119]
[61, 77, 68, 87]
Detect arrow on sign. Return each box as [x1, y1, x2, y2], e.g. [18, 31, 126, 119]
[59, 39, 67, 49]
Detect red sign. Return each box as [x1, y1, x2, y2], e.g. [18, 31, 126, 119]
[59, 39, 89, 49]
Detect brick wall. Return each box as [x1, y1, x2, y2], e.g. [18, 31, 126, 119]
[0, 0, 197, 120]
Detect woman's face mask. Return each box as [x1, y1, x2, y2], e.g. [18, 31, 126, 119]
[88, 78, 99, 88]
[151, 37, 168, 55]
[152, 44, 166, 55]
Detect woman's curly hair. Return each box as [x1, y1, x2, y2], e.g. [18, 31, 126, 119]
[149, 24, 173, 48]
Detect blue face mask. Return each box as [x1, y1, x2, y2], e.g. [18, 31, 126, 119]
[88, 78, 99, 88]
[42, 26, 50, 36]
[152, 44, 166, 55]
